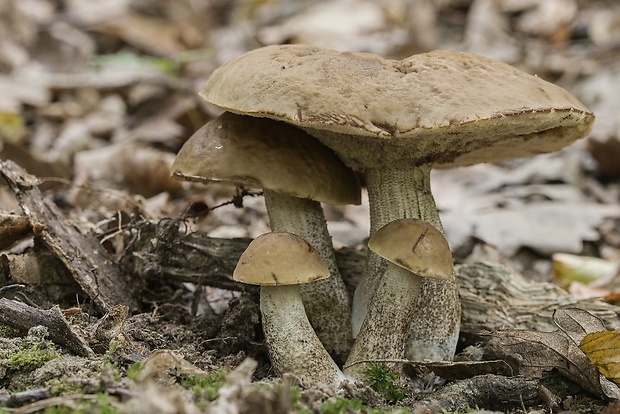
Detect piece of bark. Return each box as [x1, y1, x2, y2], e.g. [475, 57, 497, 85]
[1, 249, 83, 303]
[0, 298, 95, 357]
[457, 262, 620, 339]
[126, 220, 620, 339]
[0, 160, 139, 312]
[407, 374, 540, 412]
[127, 219, 363, 297]
[0, 212, 32, 249]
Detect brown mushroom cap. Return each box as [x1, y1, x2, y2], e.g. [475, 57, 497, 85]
[233, 232, 330, 286]
[367, 218, 453, 280]
[171, 111, 361, 205]
[200, 45, 594, 169]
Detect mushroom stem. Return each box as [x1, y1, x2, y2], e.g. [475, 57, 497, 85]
[344, 262, 421, 379]
[263, 189, 353, 364]
[352, 165, 460, 361]
[260, 284, 347, 386]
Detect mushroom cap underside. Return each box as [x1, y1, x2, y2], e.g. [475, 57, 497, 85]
[200, 45, 594, 169]
[368, 218, 453, 280]
[233, 232, 330, 286]
[171, 112, 361, 205]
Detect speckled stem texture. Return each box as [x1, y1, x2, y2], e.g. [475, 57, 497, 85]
[344, 263, 421, 379]
[353, 165, 460, 362]
[260, 285, 346, 386]
[263, 190, 352, 364]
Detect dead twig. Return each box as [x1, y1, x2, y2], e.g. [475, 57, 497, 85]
[0, 298, 95, 357]
[0, 160, 139, 312]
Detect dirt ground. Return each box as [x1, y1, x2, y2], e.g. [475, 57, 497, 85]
[1, 0, 620, 413]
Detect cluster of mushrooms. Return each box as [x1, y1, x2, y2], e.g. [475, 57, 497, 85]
[171, 45, 594, 387]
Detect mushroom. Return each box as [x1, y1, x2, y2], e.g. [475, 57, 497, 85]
[171, 111, 360, 363]
[343, 218, 453, 378]
[197, 44, 595, 361]
[234, 231, 347, 386]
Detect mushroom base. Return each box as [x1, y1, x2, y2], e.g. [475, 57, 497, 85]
[260, 284, 346, 386]
[345, 263, 422, 379]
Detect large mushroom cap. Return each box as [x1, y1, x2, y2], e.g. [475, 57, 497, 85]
[234, 232, 330, 286]
[368, 218, 453, 280]
[171, 111, 361, 205]
[200, 45, 594, 169]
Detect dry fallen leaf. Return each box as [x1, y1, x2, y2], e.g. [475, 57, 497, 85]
[576, 65, 620, 177]
[580, 331, 620, 386]
[503, 0, 577, 43]
[553, 307, 607, 344]
[74, 142, 182, 197]
[136, 349, 210, 383]
[258, 0, 408, 57]
[473, 203, 620, 255]
[485, 308, 620, 400]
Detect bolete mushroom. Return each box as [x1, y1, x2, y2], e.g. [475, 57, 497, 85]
[234, 232, 347, 386]
[343, 218, 453, 378]
[197, 44, 595, 361]
[171, 111, 360, 363]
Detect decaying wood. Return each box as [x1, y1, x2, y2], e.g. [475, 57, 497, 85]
[1, 179, 617, 343]
[1, 250, 82, 303]
[458, 262, 620, 338]
[0, 212, 32, 250]
[0, 298, 95, 357]
[407, 374, 540, 412]
[127, 218, 251, 292]
[128, 219, 620, 338]
[0, 160, 139, 313]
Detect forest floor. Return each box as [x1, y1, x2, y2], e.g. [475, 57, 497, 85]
[1, 0, 620, 413]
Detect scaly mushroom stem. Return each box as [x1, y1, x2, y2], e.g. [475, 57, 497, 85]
[344, 263, 421, 379]
[261, 285, 347, 386]
[352, 165, 460, 361]
[264, 190, 352, 364]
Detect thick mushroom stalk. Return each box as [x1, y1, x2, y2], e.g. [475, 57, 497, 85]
[260, 285, 347, 386]
[263, 190, 352, 363]
[354, 165, 460, 361]
[171, 112, 360, 364]
[234, 232, 346, 386]
[344, 219, 453, 379]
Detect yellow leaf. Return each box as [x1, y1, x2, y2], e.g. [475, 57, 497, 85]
[0, 112, 25, 143]
[552, 253, 619, 289]
[579, 330, 620, 385]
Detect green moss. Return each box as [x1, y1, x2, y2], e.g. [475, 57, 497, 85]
[179, 369, 227, 401]
[47, 379, 86, 397]
[1, 342, 59, 373]
[361, 363, 406, 404]
[541, 376, 571, 393]
[0, 324, 20, 338]
[287, 386, 308, 413]
[125, 361, 141, 382]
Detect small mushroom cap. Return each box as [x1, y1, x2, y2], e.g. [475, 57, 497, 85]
[234, 232, 330, 286]
[171, 112, 361, 205]
[200, 45, 594, 169]
[368, 218, 453, 279]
